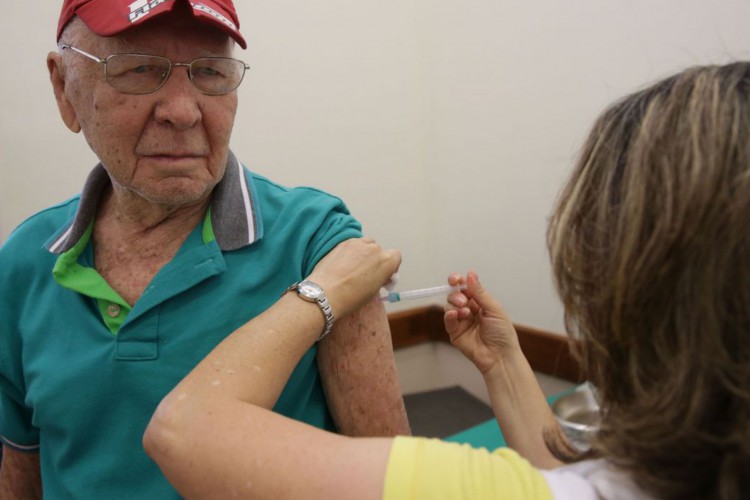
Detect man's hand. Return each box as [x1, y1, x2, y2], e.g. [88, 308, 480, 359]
[317, 299, 411, 436]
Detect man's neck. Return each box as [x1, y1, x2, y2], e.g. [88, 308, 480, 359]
[92, 186, 212, 305]
[98, 185, 211, 242]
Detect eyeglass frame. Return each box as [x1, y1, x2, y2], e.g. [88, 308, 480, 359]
[59, 44, 250, 96]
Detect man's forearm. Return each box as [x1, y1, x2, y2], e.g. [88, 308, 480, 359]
[317, 299, 411, 436]
[0, 448, 42, 500]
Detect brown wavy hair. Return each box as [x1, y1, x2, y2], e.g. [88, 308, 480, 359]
[547, 62, 750, 499]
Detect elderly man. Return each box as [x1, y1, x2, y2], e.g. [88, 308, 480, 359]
[0, 0, 409, 498]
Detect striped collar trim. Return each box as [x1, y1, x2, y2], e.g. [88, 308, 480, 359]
[45, 151, 262, 254]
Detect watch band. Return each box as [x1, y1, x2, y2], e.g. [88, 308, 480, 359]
[284, 281, 335, 341]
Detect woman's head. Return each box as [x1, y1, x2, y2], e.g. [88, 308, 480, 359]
[548, 62, 750, 498]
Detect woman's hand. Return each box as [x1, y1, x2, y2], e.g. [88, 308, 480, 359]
[444, 270, 522, 374]
[307, 238, 401, 319]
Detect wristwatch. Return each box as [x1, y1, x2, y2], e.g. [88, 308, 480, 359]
[284, 280, 335, 341]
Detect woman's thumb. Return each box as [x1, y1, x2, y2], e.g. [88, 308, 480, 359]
[466, 270, 504, 314]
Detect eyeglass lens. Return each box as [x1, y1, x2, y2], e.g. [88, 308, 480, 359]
[105, 54, 246, 95]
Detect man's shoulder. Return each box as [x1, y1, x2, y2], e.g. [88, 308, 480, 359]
[2, 196, 81, 256]
[243, 168, 357, 229]
[246, 169, 348, 206]
[239, 168, 361, 267]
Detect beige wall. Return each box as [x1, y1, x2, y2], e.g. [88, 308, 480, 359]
[2, 1, 750, 333]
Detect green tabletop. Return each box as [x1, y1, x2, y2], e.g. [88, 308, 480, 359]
[444, 390, 572, 450]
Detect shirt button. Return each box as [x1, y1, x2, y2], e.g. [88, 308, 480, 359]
[107, 303, 121, 317]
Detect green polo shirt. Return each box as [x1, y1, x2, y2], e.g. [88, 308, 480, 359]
[0, 152, 362, 499]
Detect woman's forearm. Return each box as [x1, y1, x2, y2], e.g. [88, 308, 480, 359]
[142, 293, 351, 497]
[172, 293, 324, 407]
[143, 293, 325, 465]
[484, 349, 564, 469]
[143, 238, 401, 498]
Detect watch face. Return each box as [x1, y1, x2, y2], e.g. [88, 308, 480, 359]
[298, 281, 323, 300]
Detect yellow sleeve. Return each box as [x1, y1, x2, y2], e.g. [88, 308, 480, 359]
[382, 436, 553, 500]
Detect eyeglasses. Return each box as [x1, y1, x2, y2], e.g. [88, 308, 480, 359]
[60, 44, 250, 96]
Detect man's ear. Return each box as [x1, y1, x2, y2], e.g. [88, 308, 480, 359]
[47, 52, 81, 133]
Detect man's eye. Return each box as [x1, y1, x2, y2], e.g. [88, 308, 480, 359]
[130, 65, 162, 74]
[193, 66, 222, 77]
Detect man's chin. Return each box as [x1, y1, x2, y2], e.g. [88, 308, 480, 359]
[135, 183, 214, 208]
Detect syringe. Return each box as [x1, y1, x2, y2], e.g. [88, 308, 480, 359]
[379, 284, 464, 303]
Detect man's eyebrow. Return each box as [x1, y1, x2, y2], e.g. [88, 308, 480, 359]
[107, 43, 231, 59]
[194, 48, 233, 58]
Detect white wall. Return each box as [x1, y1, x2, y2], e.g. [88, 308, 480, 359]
[2, 1, 750, 333]
[394, 342, 574, 403]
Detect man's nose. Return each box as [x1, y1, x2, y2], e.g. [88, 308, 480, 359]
[152, 65, 202, 129]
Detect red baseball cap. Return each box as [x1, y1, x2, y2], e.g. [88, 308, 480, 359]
[57, 0, 247, 49]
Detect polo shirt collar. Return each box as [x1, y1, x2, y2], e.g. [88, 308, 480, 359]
[45, 150, 263, 254]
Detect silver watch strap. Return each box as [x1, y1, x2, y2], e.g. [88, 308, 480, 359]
[284, 282, 335, 341]
[315, 295, 334, 341]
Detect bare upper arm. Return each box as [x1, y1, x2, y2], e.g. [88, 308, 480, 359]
[317, 298, 411, 436]
[0, 447, 42, 500]
[146, 394, 394, 499]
